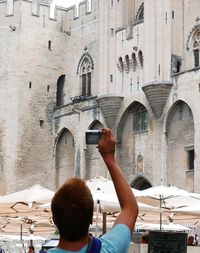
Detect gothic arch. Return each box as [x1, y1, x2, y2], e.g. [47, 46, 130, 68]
[166, 100, 194, 190]
[138, 50, 143, 68]
[131, 176, 152, 190]
[186, 24, 200, 50]
[131, 52, 137, 71]
[116, 101, 153, 180]
[186, 25, 200, 68]
[77, 52, 94, 97]
[125, 54, 130, 73]
[135, 3, 144, 22]
[117, 101, 152, 142]
[89, 120, 103, 130]
[55, 128, 75, 187]
[77, 52, 94, 75]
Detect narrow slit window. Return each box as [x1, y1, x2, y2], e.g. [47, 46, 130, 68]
[188, 149, 194, 171]
[194, 49, 199, 68]
[48, 40, 52, 50]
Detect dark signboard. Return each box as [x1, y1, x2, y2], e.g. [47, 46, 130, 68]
[148, 231, 187, 253]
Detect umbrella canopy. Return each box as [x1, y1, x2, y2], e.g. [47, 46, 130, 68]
[136, 185, 194, 230]
[0, 184, 54, 208]
[0, 185, 55, 240]
[171, 204, 200, 216]
[136, 222, 190, 231]
[91, 189, 160, 213]
[0, 233, 47, 241]
[0, 216, 55, 236]
[86, 176, 141, 196]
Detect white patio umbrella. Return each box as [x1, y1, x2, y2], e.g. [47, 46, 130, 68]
[0, 233, 47, 241]
[91, 189, 160, 213]
[86, 176, 141, 196]
[136, 222, 190, 232]
[171, 204, 200, 216]
[136, 185, 192, 230]
[0, 184, 54, 209]
[0, 185, 55, 242]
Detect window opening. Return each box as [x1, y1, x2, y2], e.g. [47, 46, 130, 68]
[188, 149, 194, 171]
[133, 104, 148, 132]
[48, 40, 52, 50]
[80, 57, 92, 97]
[56, 75, 65, 106]
[193, 30, 200, 68]
[29, 82, 32, 89]
[194, 49, 199, 67]
[40, 120, 44, 128]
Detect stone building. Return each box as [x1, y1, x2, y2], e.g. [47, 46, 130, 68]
[0, 0, 200, 194]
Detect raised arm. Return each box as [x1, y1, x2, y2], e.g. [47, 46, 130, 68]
[98, 128, 138, 232]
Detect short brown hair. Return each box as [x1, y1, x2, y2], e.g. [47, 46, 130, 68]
[51, 178, 94, 242]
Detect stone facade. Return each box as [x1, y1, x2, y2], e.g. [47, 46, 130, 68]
[0, 0, 200, 194]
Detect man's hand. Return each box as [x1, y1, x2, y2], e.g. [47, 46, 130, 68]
[98, 128, 116, 155]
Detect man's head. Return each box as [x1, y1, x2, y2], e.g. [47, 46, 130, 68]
[51, 178, 94, 242]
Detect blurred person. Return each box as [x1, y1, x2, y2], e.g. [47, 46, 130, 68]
[187, 235, 194, 246]
[195, 234, 200, 246]
[48, 128, 138, 253]
[0, 246, 5, 253]
[27, 245, 35, 253]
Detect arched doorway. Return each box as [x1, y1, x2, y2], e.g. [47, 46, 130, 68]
[117, 101, 153, 179]
[55, 128, 75, 187]
[166, 100, 194, 191]
[131, 176, 152, 190]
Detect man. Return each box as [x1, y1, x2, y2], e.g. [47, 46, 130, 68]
[49, 128, 138, 253]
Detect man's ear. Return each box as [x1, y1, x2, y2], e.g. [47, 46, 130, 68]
[90, 218, 93, 225]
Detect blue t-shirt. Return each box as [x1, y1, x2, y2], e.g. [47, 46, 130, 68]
[48, 224, 131, 253]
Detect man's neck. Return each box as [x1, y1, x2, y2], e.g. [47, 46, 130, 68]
[57, 234, 90, 251]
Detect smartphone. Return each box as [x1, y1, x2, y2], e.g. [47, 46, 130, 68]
[85, 130, 102, 145]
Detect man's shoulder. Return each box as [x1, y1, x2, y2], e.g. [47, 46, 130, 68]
[99, 224, 131, 253]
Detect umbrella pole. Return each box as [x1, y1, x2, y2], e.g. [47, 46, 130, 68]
[95, 200, 100, 237]
[102, 212, 106, 234]
[160, 198, 162, 231]
[20, 224, 22, 241]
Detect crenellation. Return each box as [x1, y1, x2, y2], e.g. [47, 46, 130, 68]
[0, 0, 97, 29]
[6, 0, 14, 16]
[78, 0, 90, 17]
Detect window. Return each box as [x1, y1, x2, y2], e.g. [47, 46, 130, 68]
[188, 149, 194, 171]
[185, 145, 195, 171]
[80, 57, 92, 97]
[133, 104, 148, 132]
[48, 40, 52, 50]
[193, 30, 200, 68]
[194, 49, 199, 67]
[56, 75, 65, 106]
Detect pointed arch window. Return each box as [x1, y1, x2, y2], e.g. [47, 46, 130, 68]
[193, 30, 200, 68]
[136, 3, 144, 23]
[81, 57, 92, 96]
